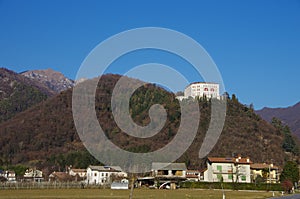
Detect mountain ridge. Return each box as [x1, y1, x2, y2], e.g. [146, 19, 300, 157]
[21, 68, 75, 93]
[256, 102, 300, 138]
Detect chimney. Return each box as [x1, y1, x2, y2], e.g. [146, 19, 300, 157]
[246, 158, 250, 163]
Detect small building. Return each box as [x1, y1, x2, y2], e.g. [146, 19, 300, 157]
[86, 165, 127, 185]
[0, 170, 16, 182]
[69, 168, 86, 178]
[24, 168, 43, 182]
[186, 170, 201, 182]
[6, 170, 16, 182]
[48, 172, 73, 182]
[151, 162, 187, 179]
[111, 179, 129, 190]
[250, 163, 279, 183]
[204, 156, 252, 183]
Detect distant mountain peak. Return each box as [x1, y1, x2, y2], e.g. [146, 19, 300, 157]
[21, 69, 75, 93]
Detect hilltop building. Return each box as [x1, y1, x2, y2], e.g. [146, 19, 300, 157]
[176, 82, 220, 100]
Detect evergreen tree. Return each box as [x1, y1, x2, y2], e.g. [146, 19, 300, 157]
[280, 161, 299, 184]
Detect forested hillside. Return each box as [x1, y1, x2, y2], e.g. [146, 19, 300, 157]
[0, 74, 298, 171]
[0, 68, 55, 123]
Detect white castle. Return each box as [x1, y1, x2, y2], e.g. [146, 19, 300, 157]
[176, 82, 220, 100]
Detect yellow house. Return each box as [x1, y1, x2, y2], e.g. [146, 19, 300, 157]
[250, 163, 279, 183]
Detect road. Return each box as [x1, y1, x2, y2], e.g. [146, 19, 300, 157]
[270, 194, 300, 199]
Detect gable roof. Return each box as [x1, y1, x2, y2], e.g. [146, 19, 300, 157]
[70, 169, 86, 173]
[152, 162, 187, 171]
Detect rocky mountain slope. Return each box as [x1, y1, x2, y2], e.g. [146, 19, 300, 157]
[256, 102, 300, 138]
[21, 69, 74, 93]
[0, 74, 296, 170]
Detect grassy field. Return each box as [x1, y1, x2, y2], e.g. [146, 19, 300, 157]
[0, 188, 284, 199]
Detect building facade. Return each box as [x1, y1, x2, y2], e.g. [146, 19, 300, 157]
[184, 82, 219, 99]
[151, 162, 187, 179]
[204, 156, 252, 183]
[24, 168, 43, 182]
[86, 165, 127, 185]
[250, 163, 279, 183]
[0, 170, 16, 182]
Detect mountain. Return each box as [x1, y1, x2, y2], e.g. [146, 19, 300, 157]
[0, 74, 297, 170]
[0, 68, 55, 123]
[256, 102, 300, 138]
[21, 69, 75, 93]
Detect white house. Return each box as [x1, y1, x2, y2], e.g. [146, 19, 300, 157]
[24, 168, 43, 182]
[0, 170, 16, 182]
[86, 165, 127, 185]
[204, 156, 252, 183]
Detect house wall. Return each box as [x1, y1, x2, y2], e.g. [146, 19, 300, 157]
[153, 169, 186, 177]
[251, 169, 278, 183]
[205, 162, 251, 183]
[86, 168, 123, 185]
[184, 83, 219, 99]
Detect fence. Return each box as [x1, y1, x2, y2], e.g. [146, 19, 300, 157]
[0, 181, 110, 190]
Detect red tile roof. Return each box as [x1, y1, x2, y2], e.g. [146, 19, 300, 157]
[250, 163, 279, 170]
[207, 157, 252, 164]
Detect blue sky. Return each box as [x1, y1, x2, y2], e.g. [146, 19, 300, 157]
[0, 0, 299, 109]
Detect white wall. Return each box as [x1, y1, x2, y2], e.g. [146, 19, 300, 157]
[204, 162, 251, 183]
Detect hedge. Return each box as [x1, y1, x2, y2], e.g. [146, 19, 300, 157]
[180, 181, 283, 191]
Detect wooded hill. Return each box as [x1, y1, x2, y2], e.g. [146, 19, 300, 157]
[0, 68, 55, 123]
[0, 74, 298, 171]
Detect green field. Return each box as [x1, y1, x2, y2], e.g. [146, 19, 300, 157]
[0, 189, 283, 199]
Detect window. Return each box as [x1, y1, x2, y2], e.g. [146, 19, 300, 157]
[211, 88, 214, 92]
[94, 173, 97, 177]
[217, 165, 222, 172]
[204, 88, 208, 91]
[228, 174, 233, 180]
[241, 175, 246, 181]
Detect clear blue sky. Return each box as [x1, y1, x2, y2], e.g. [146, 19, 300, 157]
[0, 0, 299, 109]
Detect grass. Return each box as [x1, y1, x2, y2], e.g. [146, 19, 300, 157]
[0, 188, 284, 199]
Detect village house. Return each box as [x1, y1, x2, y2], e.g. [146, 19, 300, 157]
[250, 163, 280, 183]
[0, 170, 16, 182]
[186, 170, 201, 182]
[204, 156, 252, 183]
[48, 171, 73, 182]
[68, 168, 86, 179]
[86, 165, 127, 185]
[24, 168, 43, 182]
